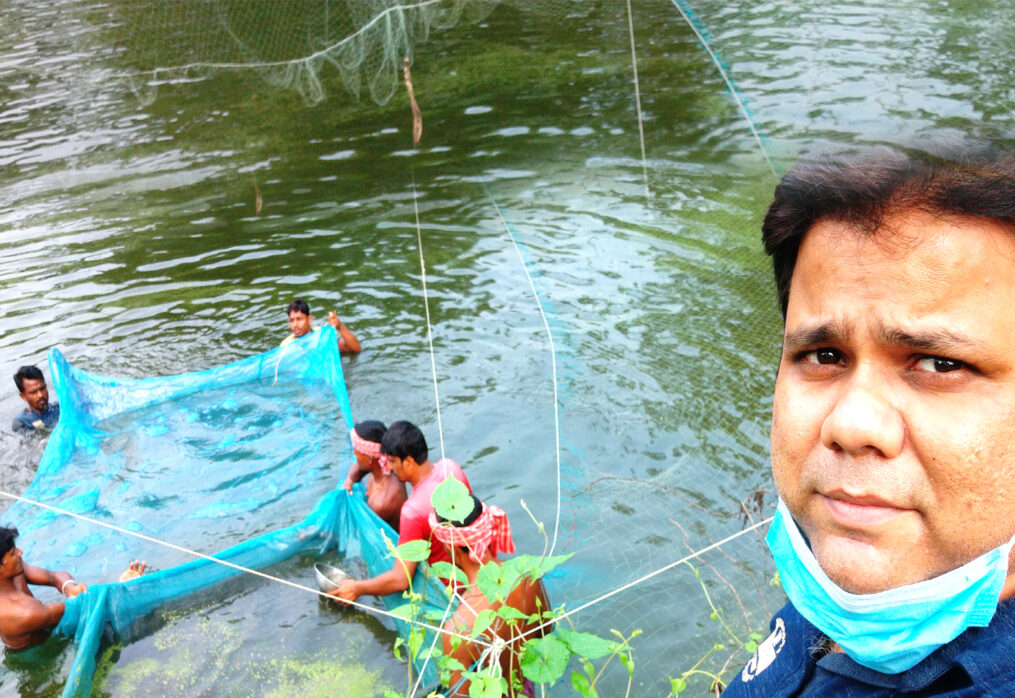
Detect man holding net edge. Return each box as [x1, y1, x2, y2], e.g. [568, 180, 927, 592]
[282, 297, 361, 354]
[723, 146, 1015, 696]
[0, 527, 146, 651]
[329, 420, 472, 603]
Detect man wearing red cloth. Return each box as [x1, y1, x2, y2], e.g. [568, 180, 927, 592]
[331, 421, 471, 603]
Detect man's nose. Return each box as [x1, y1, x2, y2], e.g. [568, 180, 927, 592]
[819, 367, 904, 459]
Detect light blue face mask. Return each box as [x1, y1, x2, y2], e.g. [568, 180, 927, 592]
[767, 499, 1015, 674]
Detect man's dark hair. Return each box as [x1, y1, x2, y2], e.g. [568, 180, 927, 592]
[353, 420, 387, 443]
[286, 298, 311, 316]
[13, 366, 43, 394]
[0, 527, 19, 559]
[380, 420, 428, 463]
[763, 146, 1015, 317]
[436, 494, 483, 527]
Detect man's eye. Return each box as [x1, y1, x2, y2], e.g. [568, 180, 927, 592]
[915, 356, 963, 373]
[804, 349, 842, 365]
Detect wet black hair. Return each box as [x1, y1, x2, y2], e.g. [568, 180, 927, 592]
[380, 420, 428, 463]
[0, 527, 18, 559]
[435, 494, 484, 527]
[353, 420, 387, 443]
[286, 298, 311, 316]
[13, 366, 43, 394]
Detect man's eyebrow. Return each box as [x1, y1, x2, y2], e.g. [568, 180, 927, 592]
[783, 319, 987, 354]
[872, 323, 986, 353]
[782, 319, 853, 352]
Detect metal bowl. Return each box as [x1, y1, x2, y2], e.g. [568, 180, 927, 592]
[314, 562, 350, 592]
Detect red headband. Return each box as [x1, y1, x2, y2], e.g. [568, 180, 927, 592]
[350, 429, 382, 459]
[428, 504, 515, 564]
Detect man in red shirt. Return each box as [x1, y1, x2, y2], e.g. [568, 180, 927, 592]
[331, 420, 471, 603]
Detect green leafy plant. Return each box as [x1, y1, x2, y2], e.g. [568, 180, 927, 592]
[380, 478, 641, 697]
[666, 562, 769, 697]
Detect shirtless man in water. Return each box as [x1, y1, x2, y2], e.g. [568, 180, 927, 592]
[430, 495, 551, 698]
[343, 420, 407, 531]
[282, 297, 361, 354]
[0, 527, 145, 650]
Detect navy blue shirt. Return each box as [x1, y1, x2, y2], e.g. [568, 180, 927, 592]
[12, 403, 59, 433]
[722, 598, 1015, 697]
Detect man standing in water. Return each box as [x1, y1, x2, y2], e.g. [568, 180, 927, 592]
[330, 420, 471, 603]
[11, 366, 59, 434]
[431, 494, 550, 697]
[282, 297, 361, 353]
[0, 527, 145, 650]
[724, 147, 1015, 695]
[343, 420, 407, 531]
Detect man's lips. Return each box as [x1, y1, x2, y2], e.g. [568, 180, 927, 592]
[820, 491, 911, 527]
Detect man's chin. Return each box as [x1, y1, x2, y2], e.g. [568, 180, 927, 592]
[812, 536, 905, 594]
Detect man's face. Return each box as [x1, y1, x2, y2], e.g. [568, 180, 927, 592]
[772, 210, 1015, 594]
[288, 311, 313, 338]
[19, 377, 48, 414]
[0, 547, 23, 578]
[384, 455, 413, 483]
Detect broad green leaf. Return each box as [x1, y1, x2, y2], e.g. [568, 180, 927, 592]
[385, 691, 403, 698]
[670, 677, 687, 695]
[392, 539, 431, 563]
[439, 656, 467, 673]
[430, 561, 468, 586]
[520, 634, 569, 685]
[477, 561, 522, 603]
[570, 670, 596, 697]
[744, 640, 758, 653]
[556, 628, 616, 660]
[496, 605, 528, 622]
[431, 477, 474, 523]
[471, 608, 497, 639]
[392, 637, 404, 662]
[749, 632, 765, 642]
[508, 553, 573, 580]
[389, 603, 415, 620]
[464, 671, 505, 698]
[423, 608, 450, 623]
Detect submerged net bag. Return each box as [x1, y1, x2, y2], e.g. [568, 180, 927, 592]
[6, 326, 447, 696]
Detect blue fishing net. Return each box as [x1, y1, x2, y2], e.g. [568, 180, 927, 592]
[5, 326, 445, 696]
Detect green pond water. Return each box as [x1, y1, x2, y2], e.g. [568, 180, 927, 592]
[1, 0, 1014, 695]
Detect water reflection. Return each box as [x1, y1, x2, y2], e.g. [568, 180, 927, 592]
[2, 0, 1015, 694]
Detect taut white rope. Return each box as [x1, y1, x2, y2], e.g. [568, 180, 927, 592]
[411, 176, 446, 462]
[0, 489, 487, 648]
[520, 516, 774, 641]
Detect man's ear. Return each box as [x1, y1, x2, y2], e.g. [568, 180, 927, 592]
[403, 456, 418, 470]
[307, 314, 314, 323]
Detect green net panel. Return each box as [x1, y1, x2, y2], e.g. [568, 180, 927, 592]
[101, 0, 519, 105]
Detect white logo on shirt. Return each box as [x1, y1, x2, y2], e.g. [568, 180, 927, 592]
[741, 617, 786, 682]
